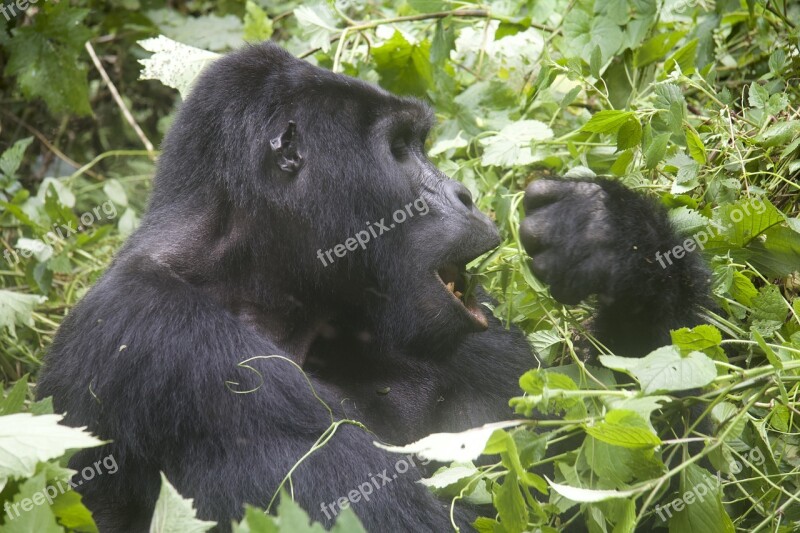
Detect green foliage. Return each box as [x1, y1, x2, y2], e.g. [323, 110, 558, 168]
[1, 0, 799, 531]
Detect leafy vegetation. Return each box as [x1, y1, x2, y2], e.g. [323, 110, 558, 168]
[1, 0, 799, 531]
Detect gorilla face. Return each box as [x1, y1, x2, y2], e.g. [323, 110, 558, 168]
[151, 44, 501, 352]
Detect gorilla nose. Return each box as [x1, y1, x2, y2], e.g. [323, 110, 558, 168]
[445, 180, 474, 211]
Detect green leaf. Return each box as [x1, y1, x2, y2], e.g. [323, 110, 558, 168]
[294, 5, 339, 53]
[0, 137, 33, 183]
[644, 132, 670, 169]
[328, 508, 367, 533]
[685, 125, 707, 164]
[547, 478, 646, 503]
[0, 413, 104, 484]
[102, 179, 128, 207]
[748, 82, 769, 109]
[755, 120, 800, 147]
[617, 117, 642, 151]
[671, 325, 723, 358]
[668, 464, 734, 533]
[3, 471, 62, 533]
[408, 0, 447, 13]
[3, 3, 92, 115]
[635, 31, 686, 68]
[654, 84, 686, 135]
[150, 473, 217, 533]
[563, 11, 624, 64]
[243, 1, 274, 43]
[0, 374, 29, 415]
[584, 437, 664, 487]
[0, 290, 46, 338]
[585, 410, 662, 449]
[480, 120, 554, 167]
[372, 31, 433, 97]
[590, 45, 603, 78]
[581, 110, 636, 134]
[138, 36, 220, 98]
[599, 346, 717, 394]
[494, 471, 527, 532]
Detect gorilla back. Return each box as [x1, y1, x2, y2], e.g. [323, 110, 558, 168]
[37, 42, 709, 531]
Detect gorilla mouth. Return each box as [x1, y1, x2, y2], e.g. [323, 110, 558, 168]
[436, 264, 488, 330]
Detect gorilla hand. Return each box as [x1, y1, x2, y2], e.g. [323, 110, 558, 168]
[520, 177, 712, 356]
[520, 179, 619, 305]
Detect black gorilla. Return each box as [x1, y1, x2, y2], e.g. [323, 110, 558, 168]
[37, 42, 709, 532]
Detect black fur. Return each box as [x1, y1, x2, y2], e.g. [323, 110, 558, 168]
[36, 43, 709, 532]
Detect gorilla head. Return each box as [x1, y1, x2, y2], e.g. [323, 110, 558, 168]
[135, 43, 500, 355]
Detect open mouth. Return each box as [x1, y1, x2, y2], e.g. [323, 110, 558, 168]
[436, 264, 488, 330]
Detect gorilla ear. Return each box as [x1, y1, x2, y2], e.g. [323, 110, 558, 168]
[270, 121, 303, 175]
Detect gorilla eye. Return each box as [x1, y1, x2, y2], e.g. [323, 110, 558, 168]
[390, 129, 413, 160]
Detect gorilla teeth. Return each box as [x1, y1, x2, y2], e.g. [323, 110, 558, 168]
[446, 281, 455, 293]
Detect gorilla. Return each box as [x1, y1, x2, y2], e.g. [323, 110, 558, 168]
[37, 42, 709, 531]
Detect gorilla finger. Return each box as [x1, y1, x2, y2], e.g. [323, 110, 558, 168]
[527, 252, 556, 285]
[520, 215, 553, 255]
[524, 179, 572, 212]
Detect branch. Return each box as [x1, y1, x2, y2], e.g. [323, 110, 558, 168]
[85, 41, 156, 160]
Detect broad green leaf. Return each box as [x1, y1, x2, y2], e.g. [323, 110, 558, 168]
[562, 11, 623, 64]
[494, 471, 527, 532]
[654, 84, 686, 135]
[480, 120, 553, 167]
[0, 413, 103, 484]
[581, 110, 635, 134]
[748, 82, 769, 109]
[599, 346, 717, 394]
[668, 464, 734, 533]
[0, 374, 29, 415]
[0, 290, 46, 338]
[617, 117, 642, 151]
[671, 325, 723, 359]
[2, 471, 62, 533]
[755, 120, 800, 147]
[138, 36, 220, 98]
[0, 137, 33, 184]
[103, 179, 128, 207]
[668, 206, 709, 237]
[635, 31, 686, 68]
[372, 31, 433, 97]
[666, 153, 699, 194]
[645, 132, 670, 169]
[685, 125, 707, 164]
[150, 473, 216, 533]
[408, 0, 447, 13]
[584, 437, 664, 487]
[3, 3, 92, 115]
[585, 410, 662, 449]
[243, 1, 274, 43]
[147, 10, 244, 51]
[294, 5, 339, 53]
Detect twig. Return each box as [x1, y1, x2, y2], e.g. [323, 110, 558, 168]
[0, 109, 102, 180]
[299, 9, 555, 59]
[85, 41, 156, 160]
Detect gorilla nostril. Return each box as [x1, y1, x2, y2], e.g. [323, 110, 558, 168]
[447, 181, 473, 210]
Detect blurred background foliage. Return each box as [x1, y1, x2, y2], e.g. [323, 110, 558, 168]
[1, 0, 800, 531]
